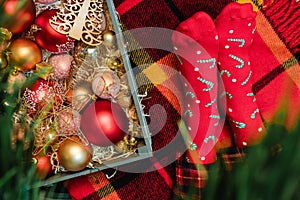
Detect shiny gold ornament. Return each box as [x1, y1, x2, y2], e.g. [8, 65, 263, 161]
[102, 30, 116, 47]
[73, 81, 94, 111]
[0, 27, 12, 53]
[7, 38, 42, 71]
[115, 135, 138, 153]
[124, 135, 137, 147]
[105, 56, 123, 70]
[57, 136, 92, 172]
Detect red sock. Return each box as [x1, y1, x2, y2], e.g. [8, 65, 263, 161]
[215, 2, 265, 148]
[172, 12, 220, 164]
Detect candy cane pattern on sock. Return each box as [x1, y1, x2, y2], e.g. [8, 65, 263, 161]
[172, 11, 221, 164]
[215, 2, 265, 147]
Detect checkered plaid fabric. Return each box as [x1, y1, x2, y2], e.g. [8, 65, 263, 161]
[50, 0, 299, 199]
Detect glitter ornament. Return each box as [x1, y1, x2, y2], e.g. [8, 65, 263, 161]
[57, 136, 92, 172]
[80, 100, 128, 146]
[23, 79, 64, 114]
[57, 108, 81, 135]
[0, 0, 36, 34]
[92, 70, 120, 99]
[7, 38, 42, 71]
[48, 54, 73, 79]
[32, 9, 74, 53]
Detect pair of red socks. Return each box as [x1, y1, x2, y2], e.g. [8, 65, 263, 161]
[172, 2, 265, 164]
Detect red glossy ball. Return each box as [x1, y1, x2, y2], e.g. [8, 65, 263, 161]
[33, 9, 74, 53]
[80, 100, 128, 146]
[0, 0, 36, 34]
[36, 0, 58, 4]
[34, 155, 52, 179]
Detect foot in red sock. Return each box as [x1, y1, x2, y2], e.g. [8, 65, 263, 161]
[172, 12, 221, 164]
[215, 2, 265, 148]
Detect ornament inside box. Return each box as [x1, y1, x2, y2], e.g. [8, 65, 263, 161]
[5, 0, 152, 186]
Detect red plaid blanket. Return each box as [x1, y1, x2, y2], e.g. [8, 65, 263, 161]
[63, 0, 300, 199]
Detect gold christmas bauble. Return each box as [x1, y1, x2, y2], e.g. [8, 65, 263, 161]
[73, 81, 94, 111]
[57, 136, 92, 172]
[105, 56, 123, 70]
[102, 30, 115, 47]
[0, 28, 12, 53]
[7, 38, 42, 71]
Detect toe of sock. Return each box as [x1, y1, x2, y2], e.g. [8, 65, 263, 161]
[174, 12, 217, 43]
[216, 2, 256, 22]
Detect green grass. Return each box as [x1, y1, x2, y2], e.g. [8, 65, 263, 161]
[204, 112, 300, 200]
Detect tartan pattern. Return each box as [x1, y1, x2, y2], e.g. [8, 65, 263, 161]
[63, 0, 300, 199]
[172, 153, 208, 199]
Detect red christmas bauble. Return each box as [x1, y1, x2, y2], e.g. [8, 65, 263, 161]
[23, 79, 64, 114]
[34, 155, 52, 179]
[80, 100, 128, 146]
[36, 0, 58, 4]
[0, 0, 36, 34]
[33, 9, 74, 53]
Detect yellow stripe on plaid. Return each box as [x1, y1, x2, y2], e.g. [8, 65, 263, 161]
[144, 53, 182, 114]
[126, 27, 182, 115]
[143, 63, 169, 85]
[256, 11, 300, 88]
[121, 28, 179, 185]
[237, 0, 264, 11]
[87, 172, 121, 200]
